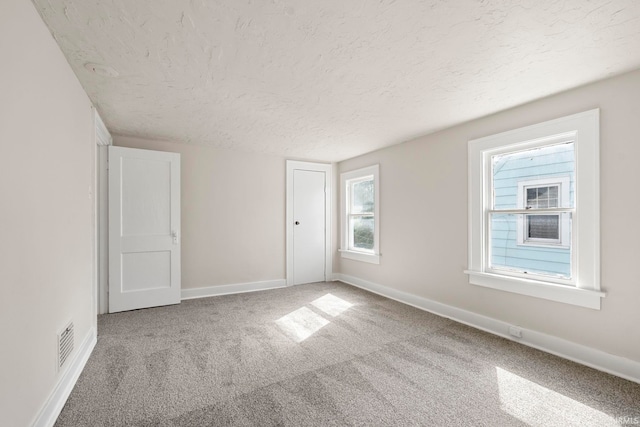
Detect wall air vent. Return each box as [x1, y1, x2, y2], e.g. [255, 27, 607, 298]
[58, 321, 74, 369]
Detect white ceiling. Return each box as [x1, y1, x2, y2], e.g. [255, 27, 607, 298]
[33, 0, 640, 162]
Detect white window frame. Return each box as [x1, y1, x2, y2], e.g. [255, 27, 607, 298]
[340, 165, 380, 264]
[466, 109, 604, 309]
[516, 176, 571, 248]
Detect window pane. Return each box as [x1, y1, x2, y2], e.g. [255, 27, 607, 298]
[351, 179, 374, 214]
[490, 213, 571, 278]
[350, 216, 374, 250]
[492, 142, 575, 210]
[526, 185, 559, 209]
[526, 188, 537, 206]
[536, 186, 548, 200]
[527, 215, 559, 240]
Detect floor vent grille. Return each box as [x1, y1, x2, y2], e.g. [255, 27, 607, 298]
[58, 322, 74, 369]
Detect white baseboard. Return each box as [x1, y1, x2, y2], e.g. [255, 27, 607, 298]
[181, 279, 287, 300]
[32, 327, 97, 427]
[334, 273, 640, 384]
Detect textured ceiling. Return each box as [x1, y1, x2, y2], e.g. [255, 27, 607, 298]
[33, 0, 640, 162]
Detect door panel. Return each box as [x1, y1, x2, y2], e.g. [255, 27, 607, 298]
[121, 157, 171, 236]
[122, 251, 172, 291]
[293, 169, 326, 285]
[109, 146, 180, 313]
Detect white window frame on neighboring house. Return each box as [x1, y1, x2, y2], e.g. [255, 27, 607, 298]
[466, 109, 605, 309]
[516, 176, 571, 248]
[340, 165, 380, 264]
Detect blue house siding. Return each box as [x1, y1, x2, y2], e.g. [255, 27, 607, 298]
[490, 143, 574, 277]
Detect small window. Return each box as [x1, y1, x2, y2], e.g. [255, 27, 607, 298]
[467, 110, 604, 309]
[340, 165, 380, 264]
[515, 176, 571, 248]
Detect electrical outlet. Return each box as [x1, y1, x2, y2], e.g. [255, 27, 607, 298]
[508, 326, 522, 338]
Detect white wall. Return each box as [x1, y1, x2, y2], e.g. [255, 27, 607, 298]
[113, 136, 287, 290]
[0, 0, 96, 426]
[337, 69, 640, 363]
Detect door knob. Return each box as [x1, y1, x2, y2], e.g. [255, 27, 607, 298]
[295, 221, 300, 225]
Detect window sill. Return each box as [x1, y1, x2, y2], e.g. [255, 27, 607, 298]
[464, 270, 605, 309]
[516, 242, 570, 250]
[340, 249, 380, 264]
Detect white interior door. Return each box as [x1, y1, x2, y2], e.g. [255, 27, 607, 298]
[108, 146, 180, 313]
[292, 169, 326, 285]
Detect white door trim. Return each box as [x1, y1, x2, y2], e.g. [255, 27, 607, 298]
[96, 145, 109, 314]
[286, 160, 332, 286]
[94, 109, 111, 315]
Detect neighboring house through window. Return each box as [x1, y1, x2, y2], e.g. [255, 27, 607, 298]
[491, 143, 573, 279]
[467, 110, 604, 309]
[340, 165, 380, 264]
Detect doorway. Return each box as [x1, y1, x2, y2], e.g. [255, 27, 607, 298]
[286, 161, 332, 285]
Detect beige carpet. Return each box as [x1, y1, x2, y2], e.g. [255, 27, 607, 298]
[55, 281, 640, 426]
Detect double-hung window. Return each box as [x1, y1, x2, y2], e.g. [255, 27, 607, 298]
[340, 165, 380, 264]
[467, 110, 604, 309]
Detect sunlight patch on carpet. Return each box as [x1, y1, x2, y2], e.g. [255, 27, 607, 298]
[311, 293, 353, 317]
[496, 367, 617, 426]
[276, 307, 330, 343]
